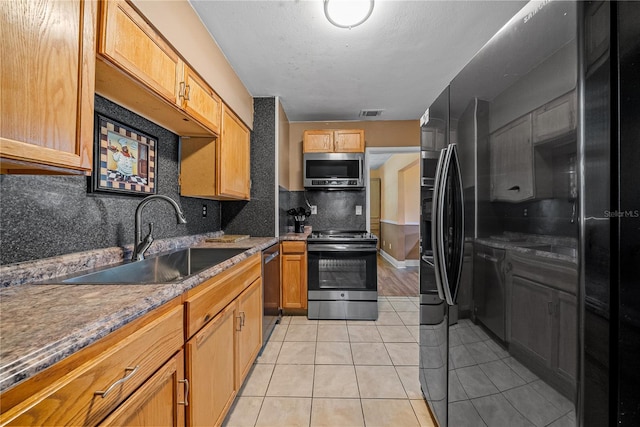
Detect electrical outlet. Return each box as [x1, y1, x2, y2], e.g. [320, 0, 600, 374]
[202, 204, 207, 217]
[355, 205, 362, 215]
[311, 205, 317, 215]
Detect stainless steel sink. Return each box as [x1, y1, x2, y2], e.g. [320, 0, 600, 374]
[528, 244, 577, 258]
[60, 248, 246, 284]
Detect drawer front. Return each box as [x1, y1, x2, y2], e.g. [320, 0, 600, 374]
[185, 254, 261, 339]
[2, 305, 184, 426]
[508, 251, 578, 295]
[282, 241, 306, 254]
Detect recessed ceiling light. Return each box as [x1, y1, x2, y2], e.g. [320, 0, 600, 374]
[324, 0, 375, 29]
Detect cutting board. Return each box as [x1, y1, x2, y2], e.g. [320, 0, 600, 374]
[205, 235, 250, 243]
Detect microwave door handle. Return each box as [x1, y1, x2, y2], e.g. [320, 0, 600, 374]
[431, 148, 447, 302]
[437, 145, 455, 307]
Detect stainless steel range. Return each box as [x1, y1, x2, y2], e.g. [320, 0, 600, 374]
[307, 230, 378, 320]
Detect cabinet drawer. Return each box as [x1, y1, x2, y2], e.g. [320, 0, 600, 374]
[508, 251, 578, 294]
[2, 305, 184, 426]
[282, 241, 306, 254]
[185, 254, 261, 339]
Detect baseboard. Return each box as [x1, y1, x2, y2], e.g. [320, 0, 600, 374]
[380, 250, 418, 269]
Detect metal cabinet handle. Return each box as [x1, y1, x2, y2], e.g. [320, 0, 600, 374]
[507, 185, 521, 192]
[505, 262, 513, 273]
[179, 82, 186, 99]
[184, 84, 191, 101]
[95, 365, 140, 398]
[240, 312, 246, 327]
[236, 316, 243, 331]
[178, 378, 189, 406]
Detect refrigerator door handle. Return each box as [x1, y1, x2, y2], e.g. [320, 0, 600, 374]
[436, 145, 456, 306]
[431, 148, 447, 302]
[450, 144, 466, 302]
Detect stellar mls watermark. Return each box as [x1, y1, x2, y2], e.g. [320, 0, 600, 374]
[604, 210, 640, 218]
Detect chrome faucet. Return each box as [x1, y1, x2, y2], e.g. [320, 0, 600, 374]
[132, 195, 188, 261]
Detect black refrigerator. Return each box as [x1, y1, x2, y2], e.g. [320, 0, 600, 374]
[582, 1, 640, 425]
[419, 87, 465, 426]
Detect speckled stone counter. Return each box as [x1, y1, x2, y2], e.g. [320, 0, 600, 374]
[475, 232, 577, 264]
[0, 234, 277, 393]
[280, 225, 311, 241]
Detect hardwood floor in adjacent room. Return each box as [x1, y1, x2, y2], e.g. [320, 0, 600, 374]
[377, 254, 419, 297]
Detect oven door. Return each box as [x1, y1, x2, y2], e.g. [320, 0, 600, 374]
[307, 243, 377, 293]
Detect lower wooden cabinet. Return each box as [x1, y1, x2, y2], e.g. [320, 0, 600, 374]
[0, 304, 184, 426]
[187, 301, 238, 427]
[281, 241, 308, 310]
[507, 251, 578, 399]
[186, 278, 262, 426]
[100, 349, 186, 426]
[237, 279, 263, 384]
[0, 255, 264, 427]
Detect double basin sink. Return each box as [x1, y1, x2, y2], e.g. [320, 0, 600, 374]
[59, 247, 246, 285]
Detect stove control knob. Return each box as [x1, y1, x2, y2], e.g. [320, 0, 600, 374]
[341, 293, 345, 298]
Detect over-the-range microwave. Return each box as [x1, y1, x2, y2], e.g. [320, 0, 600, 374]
[303, 152, 364, 189]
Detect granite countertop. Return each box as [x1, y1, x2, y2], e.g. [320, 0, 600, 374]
[280, 225, 312, 241]
[475, 232, 577, 264]
[0, 235, 277, 393]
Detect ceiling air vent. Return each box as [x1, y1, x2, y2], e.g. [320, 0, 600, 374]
[359, 109, 384, 118]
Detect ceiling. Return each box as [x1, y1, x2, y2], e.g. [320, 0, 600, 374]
[189, 0, 527, 122]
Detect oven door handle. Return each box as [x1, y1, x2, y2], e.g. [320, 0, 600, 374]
[308, 244, 378, 252]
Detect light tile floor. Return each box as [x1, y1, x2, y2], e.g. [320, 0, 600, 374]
[223, 296, 435, 427]
[223, 296, 576, 427]
[447, 319, 576, 427]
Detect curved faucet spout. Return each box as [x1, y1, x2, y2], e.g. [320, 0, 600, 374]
[132, 195, 188, 261]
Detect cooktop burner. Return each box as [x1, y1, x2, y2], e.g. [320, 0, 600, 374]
[309, 230, 377, 242]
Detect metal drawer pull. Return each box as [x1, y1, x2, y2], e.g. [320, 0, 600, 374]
[178, 378, 189, 406]
[95, 365, 140, 398]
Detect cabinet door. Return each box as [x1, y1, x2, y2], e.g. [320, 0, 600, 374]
[281, 242, 307, 309]
[187, 302, 238, 427]
[1, 0, 95, 174]
[490, 114, 534, 202]
[237, 279, 263, 384]
[99, 0, 181, 104]
[510, 276, 554, 368]
[303, 130, 334, 153]
[217, 105, 250, 200]
[556, 291, 577, 382]
[182, 66, 222, 135]
[533, 92, 576, 144]
[100, 349, 186, 427]
[334, 129, 365, 152]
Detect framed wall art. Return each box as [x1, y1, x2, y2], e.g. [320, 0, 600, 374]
[91, 114, 157, 196]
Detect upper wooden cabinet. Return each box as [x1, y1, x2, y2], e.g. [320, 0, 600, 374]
[181, 66, 222, 135]
[180, 105, 250, 201]
[303, 129, 365, 153]
[96, 0, 221, 137]
[0, 0, 96, 174]
[490, 114, 535, 202]
[218, 105, 251, 199]
[532, 91, 576, 144]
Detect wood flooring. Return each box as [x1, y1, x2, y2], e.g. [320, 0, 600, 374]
[377, 254, 419, 296]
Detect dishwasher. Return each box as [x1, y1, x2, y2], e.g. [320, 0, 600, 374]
[473, 244, 506, 341]
[262, 243, 281, 349]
